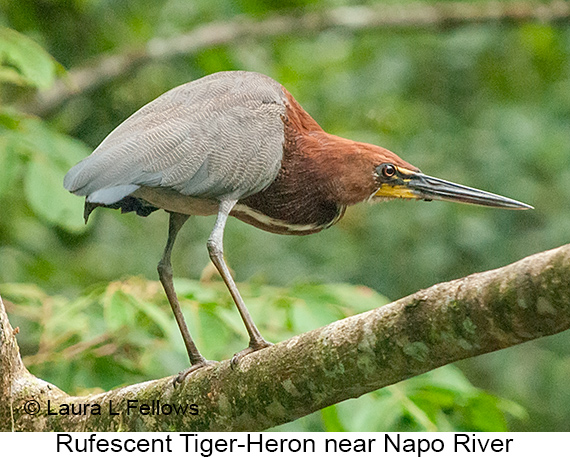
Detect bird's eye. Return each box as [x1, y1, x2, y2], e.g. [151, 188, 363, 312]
[380, 163, 396, 178]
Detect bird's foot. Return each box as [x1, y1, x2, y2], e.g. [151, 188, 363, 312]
[173, 359, 218, 387]
[230, 339, 273, 369]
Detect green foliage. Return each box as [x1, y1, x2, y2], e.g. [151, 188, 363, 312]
[0, 28, 90, 232]
[0, 27, 56, 89]
[1, 277, 523, 431]
[1, 1, 569, 431]
[0, 111, 90, 232]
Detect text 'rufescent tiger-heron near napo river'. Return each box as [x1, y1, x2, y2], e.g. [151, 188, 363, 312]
[64, 71, 532, 383]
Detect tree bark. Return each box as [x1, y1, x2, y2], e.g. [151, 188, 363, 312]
[2, 243, 570, 432]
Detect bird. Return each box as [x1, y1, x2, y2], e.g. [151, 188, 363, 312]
[64, 70, 532, 381]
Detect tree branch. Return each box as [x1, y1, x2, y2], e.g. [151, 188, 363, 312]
[2, 243, 570, 431]
[26, 0, 570, 116]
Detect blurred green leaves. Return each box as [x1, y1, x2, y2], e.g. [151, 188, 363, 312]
[0, 27, 89, 232]
[0, 27, 56, 89]
[22, 120, 89, 232]
[0, 109, 89, 231]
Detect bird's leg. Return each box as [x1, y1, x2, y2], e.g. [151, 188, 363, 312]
[208, 199, 273, 365]
[158, 212, 215, 384]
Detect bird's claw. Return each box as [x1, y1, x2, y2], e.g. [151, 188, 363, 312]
[230, 339, 273, 370]
[173, 359, 218, 387]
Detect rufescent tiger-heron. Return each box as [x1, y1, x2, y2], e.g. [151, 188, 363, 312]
[64, 71, 532, 382]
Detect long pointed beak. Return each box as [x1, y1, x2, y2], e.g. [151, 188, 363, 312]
[375, 169, 533, 210]
[408, 173, 533, 209]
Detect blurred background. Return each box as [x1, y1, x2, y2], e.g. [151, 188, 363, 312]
[1, 0, 569, 431]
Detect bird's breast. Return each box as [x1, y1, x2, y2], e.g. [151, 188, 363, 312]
[235, 183, 345, 236]
[232, 201, 343, 235]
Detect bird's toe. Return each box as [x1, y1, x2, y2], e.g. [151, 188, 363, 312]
[173, 359, 218, 386]
[230, 339, 273, 369]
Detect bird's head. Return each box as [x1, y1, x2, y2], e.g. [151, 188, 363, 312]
[286, 107, 532, 211]
[319, 139, 532, 211]
[368, 149, 532, 210]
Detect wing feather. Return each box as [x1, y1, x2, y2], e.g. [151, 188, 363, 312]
[64, 71, 287, 205]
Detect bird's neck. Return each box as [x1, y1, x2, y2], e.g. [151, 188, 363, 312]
[294, 130, 383, 206]
[235, 93, 380, 235]
[281, 87, 384, 207]
[235, 130, 346, 235]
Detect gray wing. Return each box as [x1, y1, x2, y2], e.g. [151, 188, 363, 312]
[64, 71, 287, 205]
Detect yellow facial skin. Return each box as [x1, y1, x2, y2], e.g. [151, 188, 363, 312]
[374, 183, 418, 200]
[373, 166, 421, 201]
